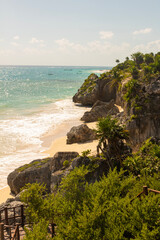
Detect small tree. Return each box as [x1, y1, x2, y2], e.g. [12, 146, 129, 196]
[131, 52, 144, 68]
[116, 59, 120, 64]
[96, 116, 129, 169]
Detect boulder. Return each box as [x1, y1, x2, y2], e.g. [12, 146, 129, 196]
[81, 100, 119, 122]
[73, 73, 117, 106]
[50, 155, 110, 193]
[7, 158, 53, 195]
[50, 152, 78, 193]
[7, 152, 79, 196]
[50, 152, 79, 173]
[73, 73, 99, 105]
[66, 124, 96, 144]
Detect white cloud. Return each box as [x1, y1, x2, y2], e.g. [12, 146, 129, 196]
[11, 42, 19, 47]
[13, 35, 20, 40]
[132, 40, 160, 53]
[30, 37, 44, 44]
[55, 38, 130, 56]
[133, 28, 152, 35]
[23, 47, 48, 55]
[99, 31, 114, 39]
[0, 49, 15, 56]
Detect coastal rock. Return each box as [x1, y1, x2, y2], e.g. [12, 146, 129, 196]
[50, 170, 65, 193]
[73, 73, 99, 106]
[73, 73, 117, 106]
[71, 156, 91, 169]
[7, 152, 79, 196]
[125, 78, 160, 148]
[7, 157, 53, 195]
[66, 124, 96, 144]
[50, 152, 79, 173]
[81, 99, 119, 122]
[50, 155, 110, 193]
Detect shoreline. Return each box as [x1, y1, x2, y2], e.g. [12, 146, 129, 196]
[0, 118, 98, 204]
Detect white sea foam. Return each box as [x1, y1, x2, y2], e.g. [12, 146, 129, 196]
[0, 98, 89, 188]
[92, 69, 110, 74]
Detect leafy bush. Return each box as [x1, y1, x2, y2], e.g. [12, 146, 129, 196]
[123, 138, 160, 176]
[23, 219, 52, 240]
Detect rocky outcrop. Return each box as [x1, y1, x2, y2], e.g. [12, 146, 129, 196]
[7, 158, 52, 195]
[50, 155, 110, 193]
[66, 124, 96, 144]
[125, 77, 160, 148]
[73, 73, 117, 106]
[50, 152, 79, 192]
[81, 100, 119, 122]
[73, 73, 99, 105]
[8, 152, 79, 195]
[50, 152, 78, 172]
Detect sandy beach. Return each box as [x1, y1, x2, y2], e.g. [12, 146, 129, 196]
[0, 121, 98, 204]
[0, 186, 14, 204]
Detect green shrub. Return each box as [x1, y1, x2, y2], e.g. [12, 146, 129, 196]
[63, 160, 70, 168]
[123, 138, 160, 176]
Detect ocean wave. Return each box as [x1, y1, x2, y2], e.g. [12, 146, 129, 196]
[0, 98, 89, 188]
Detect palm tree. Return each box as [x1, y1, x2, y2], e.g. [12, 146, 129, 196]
[96, 116, 129, 169]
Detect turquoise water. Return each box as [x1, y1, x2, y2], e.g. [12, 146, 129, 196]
[0, 66, 109, 118]
[0, 66, 110, 188]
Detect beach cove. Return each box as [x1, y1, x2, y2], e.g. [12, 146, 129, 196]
[0, 66, 107, 202]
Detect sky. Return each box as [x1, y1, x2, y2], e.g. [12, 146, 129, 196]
[0, 0, 160, 66]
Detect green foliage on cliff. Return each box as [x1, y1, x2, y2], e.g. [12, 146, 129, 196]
[78, 73, 97, 95]
[123, 138, 160, 176]
[18, 158, 50, 172]
[98, 51, 160, 111]
[21, 144, 160, 239]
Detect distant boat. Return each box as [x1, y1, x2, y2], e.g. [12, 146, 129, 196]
[48, 73, 54, 75]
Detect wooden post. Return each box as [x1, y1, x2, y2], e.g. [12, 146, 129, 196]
[143, 186, 148, 196]
[16, 224, 20, 240]
[0, 223, 4, 240]
[51, 223, 56, 237]
[21, 205, 24, 227]
[14, 207, 16, 225]
[4, 208, 8, 225]
[97, 146, 100, 157]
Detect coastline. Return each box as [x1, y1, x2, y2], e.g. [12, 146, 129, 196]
[44, 121, 98, 157]
[0, 119, 98, 204]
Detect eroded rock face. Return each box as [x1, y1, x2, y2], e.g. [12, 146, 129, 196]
[7, 158, 52, 195]
[50, 155, 110, 193]
[73, 73, 117, 106]
[7, 152, 79, 195]
[50, 152, 78, 172]
[66, 124, 96, 144]
[73, 73, 99, 106]
[81, 100, 119, 122]
[125, 78, 160, 148]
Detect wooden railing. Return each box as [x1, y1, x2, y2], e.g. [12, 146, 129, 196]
[0, 204, 56, 239]
[131, 186, 160, 202]
[0, 205, 24, 240]
[0, 223, 21, 240]
[0, 205, 24, 227]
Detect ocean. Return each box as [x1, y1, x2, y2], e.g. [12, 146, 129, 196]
[0, 66, 110, 188]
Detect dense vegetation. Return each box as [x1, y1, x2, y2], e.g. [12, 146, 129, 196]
[99, 51, 160, 112]
[20, 52, 160, 239]
[21, 137, 160, 239]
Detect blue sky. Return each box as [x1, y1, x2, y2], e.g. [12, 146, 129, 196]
[0, 0, 160, 66]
